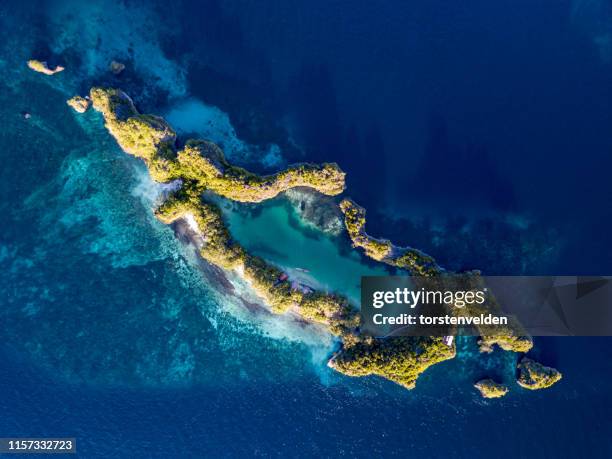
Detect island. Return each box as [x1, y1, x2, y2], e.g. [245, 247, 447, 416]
[66, 96, 91, 114]
[27, 59, 64, 75]
[328, 336, 455, 389]
[85, 86, 455, 390]
[474, 379, 509, 398]
[517, 357, 562, 390]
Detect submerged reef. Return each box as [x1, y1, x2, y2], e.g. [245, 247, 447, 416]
[474, 379, 509, 398]
[284, 188, 344, 235]
[516, 357, 562, 390]
[27, 59, 64, 75]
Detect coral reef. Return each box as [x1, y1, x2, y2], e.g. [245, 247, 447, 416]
[284, 188, 344, 235]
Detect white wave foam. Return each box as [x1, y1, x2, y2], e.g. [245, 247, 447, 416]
[183, 214, 200, 234]
[213, 268, 336, 353]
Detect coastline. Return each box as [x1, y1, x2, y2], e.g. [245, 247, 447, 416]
[2, 1, 609, 454]
[80, 85, 457, 390]
[70, 85, 559, 393]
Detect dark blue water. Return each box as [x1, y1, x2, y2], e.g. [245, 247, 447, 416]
[1, 0, 612, 456]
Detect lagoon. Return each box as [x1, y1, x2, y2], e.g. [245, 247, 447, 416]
[221, 198, 390, 306]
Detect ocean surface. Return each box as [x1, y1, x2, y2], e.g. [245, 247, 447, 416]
[0, 0, 611, 457]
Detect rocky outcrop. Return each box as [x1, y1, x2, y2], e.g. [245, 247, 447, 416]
[474, 378, 509, 398]
[517, 357, 562, 390]
[66, 96, 91, 113]
[27, 59, 64, 75]
[109, 60, 126, 75]
[176, 140, 345, 203]
[478, 333, 533, 354]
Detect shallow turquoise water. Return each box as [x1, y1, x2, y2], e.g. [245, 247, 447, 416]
[222, 200, 389, 304]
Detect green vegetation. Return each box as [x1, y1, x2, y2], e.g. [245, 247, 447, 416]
[339, 198, 439, 276]
[477, 333, 533, 354]
[450, 273, 534, 354]
[298, 292, 359, 337]
[90, 88, 177, 182]
[90, 87, 345, 200]
[329, 336, 455, 389]
[340, 201, 534, 354]
[90, 87, 352, 327]
[517, 357, 562, 390]
[155, 186, 360, 332]
[93, 86, 557, 391]
[474, 379, 509, 398]
[175, 140, 345, 202]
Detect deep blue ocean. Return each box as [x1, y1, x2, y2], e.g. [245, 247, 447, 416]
[1, 0, 611, 457]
